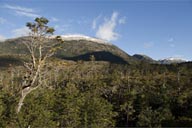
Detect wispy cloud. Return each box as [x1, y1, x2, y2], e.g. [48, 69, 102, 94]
[119, 16, 126, 24]
[3, 4, 40, 18]
[15, 11, 40, 18]
[54, 24, 71, 33]
[0, 17, 6, 24]
[12, 27, 30, 37]
[94, 12, 126, 41]
[51, 17, 59, 22]
[168, 37, 175, 47]
[4, 4, 35, 13]
[96, 12, 124, 41]
[0, 17, 15, 27]
[144, 42, 154, 48]
[92, 14, 102, 30]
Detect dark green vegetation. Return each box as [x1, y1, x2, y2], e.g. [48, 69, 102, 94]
[0, 47, 192, 127]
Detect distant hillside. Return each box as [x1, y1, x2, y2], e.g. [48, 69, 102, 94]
[0, 37, 29, 55]
[132, 54, 188, 64]
[0, 55, 23, 67]
[158, 57, 187, 64]
[132, 54, 156, 63]
[0, 36, 138, 64]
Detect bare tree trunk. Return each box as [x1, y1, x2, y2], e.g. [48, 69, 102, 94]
[16, 64, 42, 113]
[16, 86, 39, 113]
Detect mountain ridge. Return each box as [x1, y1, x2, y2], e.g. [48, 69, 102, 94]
[0, 35, 189, 64]
[0, 35, 137, 64]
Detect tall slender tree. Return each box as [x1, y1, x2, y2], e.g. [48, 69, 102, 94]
[16, 17, 63, 113]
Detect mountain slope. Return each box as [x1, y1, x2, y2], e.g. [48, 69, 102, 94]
[0, 35, 137, 64]
[132, 54, 156, 63]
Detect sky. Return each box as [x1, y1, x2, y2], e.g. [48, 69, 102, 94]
[0, 0, 192, 60]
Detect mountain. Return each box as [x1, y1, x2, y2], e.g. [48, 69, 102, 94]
[132, 54, 156, 63]
[158, 57, 187, 64]
[132, 54, 188, 64]
[1, 35, 189, 65]
[0, 35, 137, 64]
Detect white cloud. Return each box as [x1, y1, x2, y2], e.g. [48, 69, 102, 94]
[144, 42, 154, 48]
[12, 27, 30, 37]
[54, 25, 59, 29]
[96, 12, 119, 41]
[119, 16, 126, 24]
[0, 17, 6, 24]
[15, 11, 40, 18]
[0, 35, 6, 42]
[3, 4, 40, 18]
[51, 17, 59, 22]
[92, 14, 102, 30]
[54, 24, 71, 33]
[168, 37, 175, 47]
[4, 4, 35, 13]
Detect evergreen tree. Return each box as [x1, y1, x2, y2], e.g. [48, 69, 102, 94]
[54, 82, 82, 127]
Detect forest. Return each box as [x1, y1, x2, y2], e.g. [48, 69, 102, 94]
[0, 17, 192, 127]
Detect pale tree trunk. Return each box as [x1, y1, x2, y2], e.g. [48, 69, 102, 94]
[17, 86, 39, 113]
[16, 63, 42, 113]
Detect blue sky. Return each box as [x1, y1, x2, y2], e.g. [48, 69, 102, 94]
[0, 0, 192, 60]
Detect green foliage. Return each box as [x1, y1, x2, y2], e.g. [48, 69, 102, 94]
[54, 82, 116, 128]
[137, 106, 173, 128]
[0, 60, 192, 127]
[26, 17, 55, 35]
[54, 83, 82, 127]
[18, 89, 56, 127]
[0, 91, 17, 127]
[80, 91, 116, 128]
